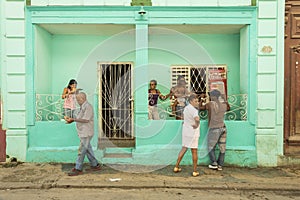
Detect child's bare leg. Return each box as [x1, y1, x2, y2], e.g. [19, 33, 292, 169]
[175, 147, 187, 168]
[191, 148, 198, 172]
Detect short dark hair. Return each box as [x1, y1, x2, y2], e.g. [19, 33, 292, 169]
[188, 93, 198, 102]
[209, 89, 221, 98]
[150, 80, 157, 85]
[177, 75, 185, 81]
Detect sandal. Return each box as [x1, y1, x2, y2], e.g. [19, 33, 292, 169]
[173, 167, 182, 173]
[192, 171, 200, 177]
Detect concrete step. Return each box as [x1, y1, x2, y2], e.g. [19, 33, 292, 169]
[103, 147, 133, 158]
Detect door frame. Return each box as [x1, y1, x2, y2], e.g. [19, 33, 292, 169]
[284, 1, 300, 152]
[97, 62, 135, 149]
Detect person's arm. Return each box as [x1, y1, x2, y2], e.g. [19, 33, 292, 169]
[206, 102, 211, 112]
[64, 116, 89, 124]
[64, 105, 92, 123]
[157, 90, 164, 100]
[62, 88, 68, 99]
[161, 91, 172, 100]
[169, 87, 175, 98]
[158, 90, 168, 100]
[64, 116, 74, 123]
[220, 94, 230, 111]
[192, 116, 200, 129]
[199, 97, 207, 110]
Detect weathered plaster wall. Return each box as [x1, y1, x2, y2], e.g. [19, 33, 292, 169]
[255, 0, 284, 166]
[2, 0, 27, 160]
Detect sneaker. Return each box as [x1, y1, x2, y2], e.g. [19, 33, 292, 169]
[86, 164, 101, 172]
[208, 164, 218, 170]
[217, 165, 223, 171]
[68, 169, 83, 176]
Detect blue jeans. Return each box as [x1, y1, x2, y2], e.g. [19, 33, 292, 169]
[207, 127, 227, 166]
[75, 137, 98, 170]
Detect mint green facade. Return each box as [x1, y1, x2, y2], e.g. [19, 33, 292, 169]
[0, 0, 285, 167]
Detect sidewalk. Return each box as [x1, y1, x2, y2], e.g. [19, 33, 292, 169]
[0, 162, 299, 191]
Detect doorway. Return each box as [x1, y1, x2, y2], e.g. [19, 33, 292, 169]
[284, 1, 300, 156]
[98, 62, 135, 148]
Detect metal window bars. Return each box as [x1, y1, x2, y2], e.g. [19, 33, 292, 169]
[98, 63, 134, 140]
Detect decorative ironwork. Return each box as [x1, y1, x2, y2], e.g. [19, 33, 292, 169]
[98, 63, 134, 140]
[225, 94, 247, 121]
[36, 93, 247, 122]
[157, 94, 247, 121]
[36, 94, 64, 121]
[171, 64, 227, 95]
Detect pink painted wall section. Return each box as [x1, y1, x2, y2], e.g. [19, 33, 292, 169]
[0, 104, 6, 162]
[0, 125, 6, 162]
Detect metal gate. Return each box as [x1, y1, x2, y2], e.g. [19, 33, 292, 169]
[98, 62, 134, 148]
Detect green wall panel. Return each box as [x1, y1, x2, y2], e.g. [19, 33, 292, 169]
[35, 26, 52, 94]
[6, 131, 27, 161]
[28, 122, 79, 147]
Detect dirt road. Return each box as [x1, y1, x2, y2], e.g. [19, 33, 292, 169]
[0, 162, 299, 199]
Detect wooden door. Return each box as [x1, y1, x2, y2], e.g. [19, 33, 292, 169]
[285, 0, 300, 154]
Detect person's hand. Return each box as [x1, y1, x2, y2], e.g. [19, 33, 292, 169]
[70, 88, 77, 94]
[64, 116, 74, 124]
[192, 124, 199, 129]
[64, 93, 69, 98]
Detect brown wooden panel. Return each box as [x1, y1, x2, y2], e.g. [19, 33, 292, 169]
[291, 12, 300, 38]
[285, 1, 300, 152]
[295, 53, 300, 134]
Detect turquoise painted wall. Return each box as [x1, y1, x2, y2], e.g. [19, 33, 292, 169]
[36, 31, 136, 96]
[240, 26, 249, 94]
[35, 26, 52, 94]
[35, 31, 241, 96]
[148, 34, 241, 95]
[51, 35, 108, 95]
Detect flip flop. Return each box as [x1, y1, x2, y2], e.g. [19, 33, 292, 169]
[173, 167, 182, 173]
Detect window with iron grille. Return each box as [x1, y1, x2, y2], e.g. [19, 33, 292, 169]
[169, 65, 247, 121]
[171, 64, 227, 96]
